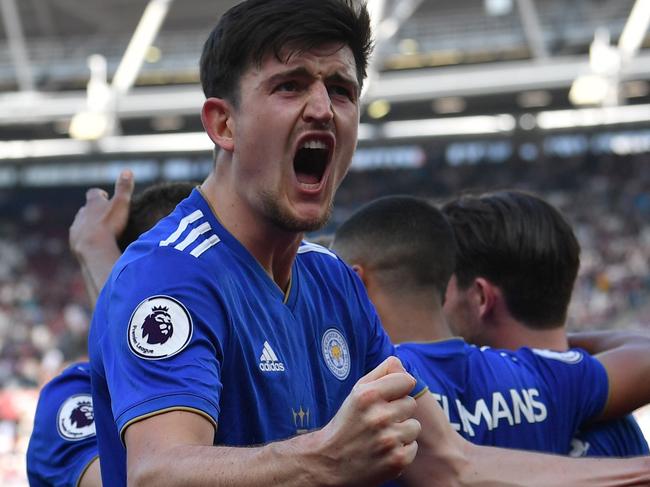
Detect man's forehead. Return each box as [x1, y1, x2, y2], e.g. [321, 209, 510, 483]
[253, 43, 357, 79]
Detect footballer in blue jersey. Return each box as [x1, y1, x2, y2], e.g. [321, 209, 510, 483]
[332, 194, 650, 462]
[442, 191, 650, 456]
[570, 415, 650, 457]
[27, 362, 99, 487]
[89, 188, 426, 486]
[395, 340, 608, 454]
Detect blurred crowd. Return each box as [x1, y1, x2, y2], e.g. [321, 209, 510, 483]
[0, 152, 648, 484]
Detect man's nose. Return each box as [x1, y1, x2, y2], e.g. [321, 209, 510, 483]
[303, 83, 334, 124]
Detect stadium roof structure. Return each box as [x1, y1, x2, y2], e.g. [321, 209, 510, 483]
[0, 0, 649, 159]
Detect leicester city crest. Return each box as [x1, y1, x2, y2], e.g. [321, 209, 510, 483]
[57, 394, 96, 441]
[321, 328, 350, 380]
[128, 295, 193, 360]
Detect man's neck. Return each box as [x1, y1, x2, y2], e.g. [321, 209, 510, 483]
[488, 320, 569, 352]
[376, 291, 454, 344]
[201, 172, 301, 292]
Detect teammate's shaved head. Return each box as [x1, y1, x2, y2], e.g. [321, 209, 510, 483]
[332, 195, 456, 301]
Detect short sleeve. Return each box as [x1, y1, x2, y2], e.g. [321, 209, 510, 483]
[101, 248, 230, 439]
[26, 366, 98, 487]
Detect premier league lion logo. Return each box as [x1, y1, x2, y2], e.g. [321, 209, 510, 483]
[70, 400, 94, 428]
[129, 296, 193, 360]
[142, 305, 174, 345]
[58, 394, 96, 440]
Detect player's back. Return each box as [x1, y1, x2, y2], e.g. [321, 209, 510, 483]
[396, 339, 609, 454]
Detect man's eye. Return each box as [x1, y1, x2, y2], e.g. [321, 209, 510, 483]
[329, 85, 353, 100]
[276, 81, 299, 92]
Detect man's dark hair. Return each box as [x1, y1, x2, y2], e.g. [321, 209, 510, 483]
[442, 190, 580, 329]
[332, 196, 457, 301]
[118, 181, 197, 251]
[200, 0, 373, 104]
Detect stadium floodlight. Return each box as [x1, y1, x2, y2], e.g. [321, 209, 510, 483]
[570, 0, 650, 107]
[568, 74, 612, 107]
[69, 0, 173, 141]
[69, 55, 115, 141]
[569, 29, 620, 107]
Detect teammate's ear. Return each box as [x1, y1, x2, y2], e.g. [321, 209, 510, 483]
[201, 97, 235, 152]
[475, 277, 497, 318]
[351, 264, 366, 282]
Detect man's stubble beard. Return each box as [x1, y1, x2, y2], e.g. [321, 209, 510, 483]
[260, 189, 333, 233]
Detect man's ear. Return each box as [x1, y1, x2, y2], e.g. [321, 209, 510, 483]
[201, 97, 235, 152]
[351, 264, 365, 283]
[474, 277, 498, 319]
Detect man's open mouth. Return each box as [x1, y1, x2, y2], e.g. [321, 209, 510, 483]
[293, 139, 332, 186]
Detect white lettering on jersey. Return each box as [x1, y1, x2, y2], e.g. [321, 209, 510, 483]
[458, 398, 492, 437]
[431, 388, 548, 437]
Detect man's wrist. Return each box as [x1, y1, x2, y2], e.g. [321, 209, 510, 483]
[261, 429, 338, 487]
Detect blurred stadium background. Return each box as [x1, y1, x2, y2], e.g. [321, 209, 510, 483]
[1, 0, 649, 483]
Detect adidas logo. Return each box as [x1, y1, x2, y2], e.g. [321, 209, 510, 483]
[259, 341, 285, 372]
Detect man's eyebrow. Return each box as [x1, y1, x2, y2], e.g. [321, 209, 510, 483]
[265, 67, 312, 85]
[266, 67, 359, 93]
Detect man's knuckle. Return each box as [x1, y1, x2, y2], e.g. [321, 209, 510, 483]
[377, 431, 399, 451]
[369, 410, 392, 430]
[355, 386, 379, 409]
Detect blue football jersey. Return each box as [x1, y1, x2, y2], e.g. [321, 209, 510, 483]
[396, 339, 609, 454]
[570, 415, 650, 457]
[26, 362, 98, 487]
[89, 188, 425, 486]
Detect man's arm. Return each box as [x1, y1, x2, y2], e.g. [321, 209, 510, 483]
[125, 356, 422, 487]
[78, 457, 101, 487]
[69, 169, 134, 306]
[569, 330, 650, 420]
[402, 392, 650, 487]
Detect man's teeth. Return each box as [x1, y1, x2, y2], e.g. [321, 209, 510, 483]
[301, 140, 328, 150]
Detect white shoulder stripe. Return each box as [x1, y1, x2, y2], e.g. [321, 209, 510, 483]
[190, 234, 220, 258]
[298, 242, 337, 259]
[160, 210, 204, 247]
[174, 222, 212, 251]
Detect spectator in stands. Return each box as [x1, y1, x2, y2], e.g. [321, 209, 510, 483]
[441, 189, 649, 457]
[331, 195, 649, 454]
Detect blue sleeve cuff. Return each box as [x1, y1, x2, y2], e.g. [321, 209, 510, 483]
[116, 393, 219, 444]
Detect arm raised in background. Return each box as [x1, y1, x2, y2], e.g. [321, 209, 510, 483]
[402, 391, 650, 487]
[569, 330, 650, 420]
[125, 357, 421, 487]
[69, 169, 133, 306]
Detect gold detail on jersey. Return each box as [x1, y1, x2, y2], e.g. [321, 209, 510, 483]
[292, 405, 311, 433]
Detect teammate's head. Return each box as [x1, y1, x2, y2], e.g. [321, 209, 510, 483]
[332, 195, 457, 304]
[200, 0, 373, 105]
[441, 190, 580, 331]
[117, 181, 196, 251]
